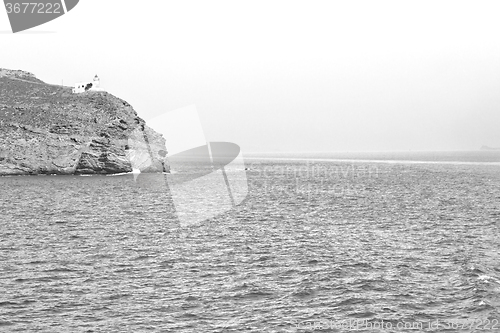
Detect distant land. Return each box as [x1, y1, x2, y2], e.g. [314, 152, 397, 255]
[0, 68, 168, 175]
[480, 145, 500, 151]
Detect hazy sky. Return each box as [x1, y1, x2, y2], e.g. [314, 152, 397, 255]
[1, 0, 499, 152]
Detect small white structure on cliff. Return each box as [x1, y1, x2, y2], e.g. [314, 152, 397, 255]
[72, 75, 105, 94]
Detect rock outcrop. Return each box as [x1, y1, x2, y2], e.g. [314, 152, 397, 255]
[0, 68, 168, 175]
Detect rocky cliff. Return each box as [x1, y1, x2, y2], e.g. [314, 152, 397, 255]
[0, 68, 168, 175]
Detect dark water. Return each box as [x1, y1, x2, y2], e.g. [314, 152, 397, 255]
[1, 154, 500, 332]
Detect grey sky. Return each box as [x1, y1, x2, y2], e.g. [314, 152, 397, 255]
[1, 0, 499, 152]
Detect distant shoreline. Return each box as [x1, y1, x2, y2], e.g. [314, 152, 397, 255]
[244, 156, 500, 166]
[480, 145, 500, 151]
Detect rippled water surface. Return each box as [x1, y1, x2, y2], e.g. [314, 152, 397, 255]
[1, 156, 500, 332]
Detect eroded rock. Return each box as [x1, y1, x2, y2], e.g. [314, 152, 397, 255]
[0, 68, 168, 175]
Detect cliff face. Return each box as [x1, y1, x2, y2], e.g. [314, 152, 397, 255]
[0, 69, 168, 175]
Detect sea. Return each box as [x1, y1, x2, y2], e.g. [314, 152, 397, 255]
[1, 151, 500, 332]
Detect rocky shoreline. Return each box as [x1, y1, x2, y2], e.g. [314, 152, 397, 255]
[0, 69, 168, 175]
